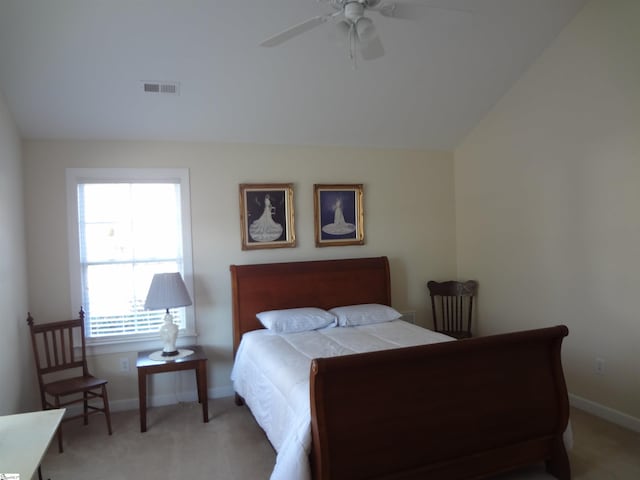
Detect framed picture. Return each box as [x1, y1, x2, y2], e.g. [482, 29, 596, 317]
[239, 183, 296, 250]
[314, 184, 364, 247]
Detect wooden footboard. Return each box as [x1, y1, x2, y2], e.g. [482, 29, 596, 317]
[310, 325, 570, 480]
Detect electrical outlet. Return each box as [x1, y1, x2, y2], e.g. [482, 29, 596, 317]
[595, 357, 605, 375]
[120, 357, 130, 372]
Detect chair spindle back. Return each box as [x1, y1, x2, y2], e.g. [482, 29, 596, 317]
[27, 309, 89, 381]
[427, 280, 478, 338]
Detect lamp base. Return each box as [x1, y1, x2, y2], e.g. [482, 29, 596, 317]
[159, 312, 179, 357]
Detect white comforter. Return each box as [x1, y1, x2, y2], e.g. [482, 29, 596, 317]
[230, 320, 453, 480]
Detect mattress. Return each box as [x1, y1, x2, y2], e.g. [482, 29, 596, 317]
[230, 320, 453, 480]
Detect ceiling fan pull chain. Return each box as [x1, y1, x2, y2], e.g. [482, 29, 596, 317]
[349, 23, 357, 69]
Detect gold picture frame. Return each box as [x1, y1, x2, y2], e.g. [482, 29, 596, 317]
[239, 183, 296, 250]
[313, 184, 364, 247]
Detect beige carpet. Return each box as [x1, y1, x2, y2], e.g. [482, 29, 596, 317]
[40, 399, 640, 479]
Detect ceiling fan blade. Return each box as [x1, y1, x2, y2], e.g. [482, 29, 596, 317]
[377, 1, 474, 20]
[359, 33, 385, 61]
[260, 15, 330, 47]
[377, 2, 424, 20]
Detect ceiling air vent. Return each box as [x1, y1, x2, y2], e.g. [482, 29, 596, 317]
[142, 81, 180, 95]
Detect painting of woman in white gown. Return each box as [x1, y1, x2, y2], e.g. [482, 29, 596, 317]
[240, 184, 296, 250]
[314, 184, 364, 247]
[249, 193, 283, 242]
[322, 195, 356, 236]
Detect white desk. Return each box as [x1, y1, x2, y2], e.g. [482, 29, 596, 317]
[0, 409, 65, 480]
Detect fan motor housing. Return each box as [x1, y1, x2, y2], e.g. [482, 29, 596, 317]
[335, 0, 381, 6]
[345, 2, 365, 22]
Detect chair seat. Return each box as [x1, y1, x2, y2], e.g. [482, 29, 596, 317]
[442, 331, 472, 340]
[44, 375, 108, 396]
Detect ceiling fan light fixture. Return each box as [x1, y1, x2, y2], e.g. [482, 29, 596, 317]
[336, 19, 352, 38]
[259, 0, 400, 64]
[355, 17, 375, 43]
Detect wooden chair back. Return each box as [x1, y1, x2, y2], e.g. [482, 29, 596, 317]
[26, 308, 112, 452]
[427, 280, 478, 339]
[27, 314, 89, 395]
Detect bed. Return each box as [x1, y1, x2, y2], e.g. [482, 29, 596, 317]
[230, 256, 570, 480]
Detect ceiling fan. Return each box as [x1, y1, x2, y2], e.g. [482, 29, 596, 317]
[260, 0, 419, 64]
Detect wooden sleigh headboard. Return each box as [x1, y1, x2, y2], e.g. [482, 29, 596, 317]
[230, 256, 391, 354]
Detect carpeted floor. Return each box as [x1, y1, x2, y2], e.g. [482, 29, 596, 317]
[40, 399, 640, 480]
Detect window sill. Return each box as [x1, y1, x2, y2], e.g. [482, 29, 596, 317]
[84, 332, 198, 356]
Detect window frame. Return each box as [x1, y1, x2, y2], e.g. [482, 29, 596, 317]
[66, 167, 196, 355]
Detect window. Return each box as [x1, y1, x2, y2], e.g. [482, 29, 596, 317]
[66, 168, 195, 351]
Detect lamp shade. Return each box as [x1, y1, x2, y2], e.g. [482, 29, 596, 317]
[144, 272, 192, 311]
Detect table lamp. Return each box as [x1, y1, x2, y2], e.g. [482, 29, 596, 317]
[144, 272, 192, 357]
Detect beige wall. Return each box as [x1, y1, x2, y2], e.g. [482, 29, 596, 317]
[0, 88, 36, 414]
[23, 140, 456, 406]
[455, 0, 640, 423]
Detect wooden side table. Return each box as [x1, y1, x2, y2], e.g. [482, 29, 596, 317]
[136, 345, 209, 432]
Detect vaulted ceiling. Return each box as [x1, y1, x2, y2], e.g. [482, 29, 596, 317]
[0, 0, 586, 150]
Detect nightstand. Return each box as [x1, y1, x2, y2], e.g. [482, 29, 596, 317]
[136, 345, 209, 432]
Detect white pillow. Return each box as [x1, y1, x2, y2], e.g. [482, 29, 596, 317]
[256, 307, 337, 333]
[329, 303, 402, 327]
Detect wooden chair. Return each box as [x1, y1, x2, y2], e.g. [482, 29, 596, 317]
[427, 280, 478, 339]
[26, 308, 113, 452]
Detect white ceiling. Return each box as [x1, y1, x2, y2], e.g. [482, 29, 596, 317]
[0, 0, 586, 150]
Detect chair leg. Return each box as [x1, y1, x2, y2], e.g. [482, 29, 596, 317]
[102, 385, 113, 435]
[83, 391, 89, 425]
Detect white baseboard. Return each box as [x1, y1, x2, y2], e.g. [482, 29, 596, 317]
[569, 393, 640, 433]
